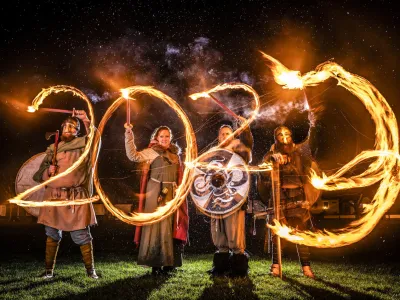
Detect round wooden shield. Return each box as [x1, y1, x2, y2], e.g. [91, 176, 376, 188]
[15, 152, 47, 217]
[190, 149, 249, 217]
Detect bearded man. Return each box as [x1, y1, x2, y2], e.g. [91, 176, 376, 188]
[209, 118, 253, 277]
[260, 125, 320, 279]
[33, 111, 98, 279]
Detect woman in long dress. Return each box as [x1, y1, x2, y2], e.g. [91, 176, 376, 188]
[125, 126, 189, 275]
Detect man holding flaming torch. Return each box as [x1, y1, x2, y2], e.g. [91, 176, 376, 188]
[260, 126, 321, 278]
[32, 110, 99, 279]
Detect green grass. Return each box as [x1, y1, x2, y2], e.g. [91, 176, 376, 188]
[1, 254, 399, 300]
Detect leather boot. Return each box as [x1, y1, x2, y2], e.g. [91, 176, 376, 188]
[80, 242, 98, 279]
[41, 236, 60, 278]
[302, 265, 315, 279]
[207, 252, 230, 276]
[230, 253, 249, 277]
[270, 263, 280, 277]
[162, 266, 176, 274]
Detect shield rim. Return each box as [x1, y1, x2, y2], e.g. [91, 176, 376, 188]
[14, 152, 46, 217]
[190, 148, 250, 219]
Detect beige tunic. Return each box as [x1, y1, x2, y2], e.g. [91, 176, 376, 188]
[211, 210, 246, 253]
[34, 137, 97, 231]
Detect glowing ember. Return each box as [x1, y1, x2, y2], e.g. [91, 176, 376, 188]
[27, 106, 36, 113]
[258, 162, 273, 170]
[310, 174, 327, 190]
[9, 197, 100, 207]
[185, 161, 272, 173]
[186, 83, 266, 217]
[8, 85, 98, 207]
[189, 92, 211, 100]
[93, 86, 197, 225]
[120, 88, 131, 100]
[262, 53, 400, 248]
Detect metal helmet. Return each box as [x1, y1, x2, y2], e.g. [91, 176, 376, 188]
[61, 116, 80, 133]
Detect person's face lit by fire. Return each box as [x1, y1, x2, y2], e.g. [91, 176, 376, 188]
[61, 122, 78, 142]
[275, 127, 292, 145]
[218, 126, 233, 144]
[156, 129, 171, 148]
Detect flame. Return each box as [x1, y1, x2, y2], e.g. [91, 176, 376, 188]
[262, 53, 400, 248]
[120, 88, 131, 100]
[189, 92, 211, 101]
[27, 106, 36, 113]
[8, 85, 99, 207]
[260, 52, 304, 89]
[93, 86, 197, 225]
[257, 162, 273, 171]
[9, 197, 100, 207]
[185, 161, 272, 173]
[186, 83, 263, 217]
[189, 83, 261, 148]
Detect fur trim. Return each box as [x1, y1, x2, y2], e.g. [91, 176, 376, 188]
[149, 140, 181, 155]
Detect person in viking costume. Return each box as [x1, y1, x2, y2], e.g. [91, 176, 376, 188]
[33, 110, 99, 279]
[208, 118, 253, 277]
[125, 125, 189, 275]
[260, 125, 321, 278]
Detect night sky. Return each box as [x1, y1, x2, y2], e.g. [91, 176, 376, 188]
[0, 0, 399, 206]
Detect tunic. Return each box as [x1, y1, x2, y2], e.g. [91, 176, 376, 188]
[211, 125, 253, 254]
[33, 136, 97, 231]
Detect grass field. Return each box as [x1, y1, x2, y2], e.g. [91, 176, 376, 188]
[1, 254, 399, 300]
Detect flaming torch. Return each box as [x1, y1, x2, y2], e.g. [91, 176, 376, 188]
[92, 86, 197, 225]
[27, 106, 75, 114]
[121, 88, 133, 129]
[261, 52, 400, 248]
[189, 83, 260, 147]
[188, 83, 273, 173]
[190, 91, 241, 119]
[9, 85, 100, 207]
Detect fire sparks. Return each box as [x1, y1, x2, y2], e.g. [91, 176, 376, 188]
[8, 85, 99, 207]
[96, 83, 263, 224]
[120, 88, 132, 100]
[189, 92, 211, 101]
[259, 52, 304, 89]
[185, 161, 272, 173]
[189, 83, 261, 148]
[27, 106, 36, 113]
[257, 162, 273, 171]
[9, 197, 100, 207]
[262, 53, 400, 248]
[93, 86, 197, 225]
[9, 54, 398, 249]
[186, 83, 265, 216]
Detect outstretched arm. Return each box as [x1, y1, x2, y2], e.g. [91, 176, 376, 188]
[125, 128, 159, 162]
